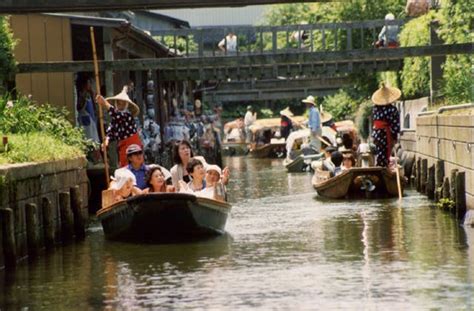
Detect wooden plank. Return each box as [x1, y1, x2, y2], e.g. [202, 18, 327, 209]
[28, 14, 49, 104]
[0, 0, 332, 13]
[18, 43, 473, 74]
[45, 15, 65, 110]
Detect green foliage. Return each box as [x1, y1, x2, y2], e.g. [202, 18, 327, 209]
[0, 16, 16, 91]
[0, 95, 92, 155]
[398, 13, 436, 99]
[157, 36, 198, 55]
[436, 198, 455, 210]
[354, 100, 373, 139]
[321, 89, 359, 121]
[437, 0, 474, 104]
[0, 133, 83, 164]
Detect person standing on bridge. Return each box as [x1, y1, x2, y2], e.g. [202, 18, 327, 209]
[302, 95, 322, 152]
[218, 31, 237, 54]
[371, 84, 401, 167]
[376, 13, 400, 48]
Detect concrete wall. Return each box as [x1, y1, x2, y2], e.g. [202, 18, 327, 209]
[399, 106, 474, 212]
[0, 157, 88, 269]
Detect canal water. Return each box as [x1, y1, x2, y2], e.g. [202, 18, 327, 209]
[1, 157, 473, 309]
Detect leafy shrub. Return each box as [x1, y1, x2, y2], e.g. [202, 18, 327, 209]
[354, 100, 373, 139]
[321, 89, 359, 121]
[0, 95, 92, 153]
[398, 12, 436, 99]
[0, 16, 16, 91]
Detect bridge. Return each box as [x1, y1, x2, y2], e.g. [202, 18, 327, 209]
[16, 17, 473, 104]
[0, 0, 329, 13]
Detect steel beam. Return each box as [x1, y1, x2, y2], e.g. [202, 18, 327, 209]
[0, 0, 330, 14]
[212, 77, 351, 91]
[18, 43, 473, 75]
[203, 88, 339, 102]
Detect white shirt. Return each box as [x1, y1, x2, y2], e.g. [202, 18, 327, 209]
[244, 111, 255, 127]
[218, 35, 237, 52]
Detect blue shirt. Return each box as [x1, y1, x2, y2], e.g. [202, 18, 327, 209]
[128, 164, 148, 190]
[308, 106, 321, 132]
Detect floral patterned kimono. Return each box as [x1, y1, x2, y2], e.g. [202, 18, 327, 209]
[371, 104, 400, 167]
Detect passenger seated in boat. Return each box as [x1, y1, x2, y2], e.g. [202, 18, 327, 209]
[357, 138, 375, 167]
[108, 168, 142, 203]
[321, 145, 337, 173]
[186, 158, 207, 191]
[143, 166, 175, 194]
[170, 140, 194, 188]
[331, 151, 344, 176]
[203, 164, 227, 201]
[342, 154, 356, 171]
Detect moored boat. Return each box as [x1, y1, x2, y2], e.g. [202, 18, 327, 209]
[221, 141, 248, 156]
[249, 141, 286, 158]
[312, 167, 404, 199]
[97, 193, 231, 242]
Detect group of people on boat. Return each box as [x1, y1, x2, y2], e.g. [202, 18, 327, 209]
[106, 140, 230, 206]
[90, 85, 230, 207]
[312, 83, 401, 178]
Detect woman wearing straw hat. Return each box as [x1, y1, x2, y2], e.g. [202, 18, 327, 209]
[96, 86, 142, 167]
[302, 95, 322, 151]
[280, 107, 294, 140]
[371, 84, 401, 167]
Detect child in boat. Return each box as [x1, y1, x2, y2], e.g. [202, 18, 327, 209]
[342, 154, 356, 171]
[142, 165, 175, 194]
[331, 151, 344, 176]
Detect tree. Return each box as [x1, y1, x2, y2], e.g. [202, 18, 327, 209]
[0, 16, 16, 93]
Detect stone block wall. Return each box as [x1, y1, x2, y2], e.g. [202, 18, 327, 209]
[400, 109, 474, 212]
[0, 157, 88, 269]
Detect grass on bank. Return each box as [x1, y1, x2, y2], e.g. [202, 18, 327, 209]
[0, 133, 84, 165]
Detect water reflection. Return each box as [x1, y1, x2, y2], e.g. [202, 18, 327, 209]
[0, 157, 473, 309]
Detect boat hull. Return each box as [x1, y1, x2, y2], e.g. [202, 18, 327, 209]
[221, 142, 248, 156]
[250, 142, 286, 158]
[97, 193, 231, 242]
[284, 156, 307, 172]
[312, 167, 404, 199]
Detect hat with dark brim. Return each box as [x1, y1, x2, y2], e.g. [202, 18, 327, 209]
[106, 86, 140, 117]
[371, 84, 401, 106]
[302, 95, 316, 105]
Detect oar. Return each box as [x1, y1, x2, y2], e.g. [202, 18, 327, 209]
[393, 150, 403, 201]
[316, 134, 332, 147]
[90, 26, 110, 187]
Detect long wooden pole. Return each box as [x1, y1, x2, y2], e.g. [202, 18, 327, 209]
[90, 27, 110, 187]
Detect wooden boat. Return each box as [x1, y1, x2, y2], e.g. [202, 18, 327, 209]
[97, 193, 231, 242]
[221, 141, 248, 156]
[249, 141, 286, 158]
[312, 167, 404, 199]
[284, 153, 322, 173]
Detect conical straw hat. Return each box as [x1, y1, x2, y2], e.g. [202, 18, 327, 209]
[280, 107, 294, 118]
[106, 86, 140, 117]
[321, 111, 333, 123]
[371, 83, 401, 105]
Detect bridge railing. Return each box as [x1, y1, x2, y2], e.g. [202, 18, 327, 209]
[151, 19, 406, 57]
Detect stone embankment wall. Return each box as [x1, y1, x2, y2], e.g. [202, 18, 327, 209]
[399, 104, 474, 224]
[0, 157, 88, 269]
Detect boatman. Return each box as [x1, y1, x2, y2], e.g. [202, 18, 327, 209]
[371, 84, 401, 167]
[96, 86, 142, 167]
[244, 105, 257, 143]
[302, 95, 321, 152]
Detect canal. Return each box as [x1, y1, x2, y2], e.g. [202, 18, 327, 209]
[1, 157, 473, 309]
